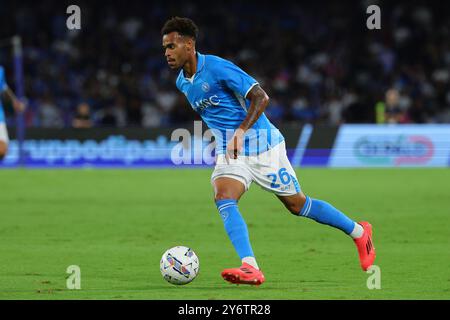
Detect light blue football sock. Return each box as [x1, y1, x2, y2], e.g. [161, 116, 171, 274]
[215, 199, 254, 259]
[299, 196, 356, 235]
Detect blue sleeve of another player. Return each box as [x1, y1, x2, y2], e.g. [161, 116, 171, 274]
[0, 67, 7, 93]
[214, 59, 258, 98]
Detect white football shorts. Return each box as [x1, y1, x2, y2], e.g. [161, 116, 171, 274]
[0, 122, 9, 143]
[211, 141, 301, 196]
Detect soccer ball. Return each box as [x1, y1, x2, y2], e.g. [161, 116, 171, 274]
[160, 246, 200, 285]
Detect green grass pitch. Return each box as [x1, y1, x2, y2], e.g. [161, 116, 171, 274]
[0, 168, 449, 300]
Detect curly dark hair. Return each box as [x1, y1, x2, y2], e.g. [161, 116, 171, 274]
[161, 17, 199, 40]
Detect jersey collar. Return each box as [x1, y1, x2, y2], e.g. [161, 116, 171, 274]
[182, 52, 205, 81]
[196, 52, 205, 73]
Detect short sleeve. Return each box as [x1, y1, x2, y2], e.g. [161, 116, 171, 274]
[0, 67, 7, 92]
[214, 59, 258, 98]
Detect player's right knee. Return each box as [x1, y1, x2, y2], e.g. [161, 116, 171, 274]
[287, 203, 302, 215]
[285, 193, 308, 215]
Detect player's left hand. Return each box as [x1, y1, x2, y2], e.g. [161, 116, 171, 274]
[13, 99, 26, 113]
[226, 128, 245, 163]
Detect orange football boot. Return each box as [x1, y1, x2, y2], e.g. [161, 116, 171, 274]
[221, 263, 265, 285]
[353, 221, 376, 271]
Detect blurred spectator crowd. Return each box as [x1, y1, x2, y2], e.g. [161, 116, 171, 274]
[0, 0, 449, 128]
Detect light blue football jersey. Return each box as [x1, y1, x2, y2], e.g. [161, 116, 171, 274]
[0, 66, 7, 123]
[176, 52, 284, 156]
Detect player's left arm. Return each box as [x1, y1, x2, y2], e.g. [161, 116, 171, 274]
[227, 85, 269, 159]
[238, 85, 269, 132]
[2, 86, 25, 113]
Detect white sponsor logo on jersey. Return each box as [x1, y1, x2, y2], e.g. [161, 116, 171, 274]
[193, 95, 221, 112]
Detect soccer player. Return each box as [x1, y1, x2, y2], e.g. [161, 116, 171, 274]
[0, 65, 25, 160]
[161, 17, 376, 285]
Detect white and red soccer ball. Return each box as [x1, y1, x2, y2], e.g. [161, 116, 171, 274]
[160, 246, 200, 285]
